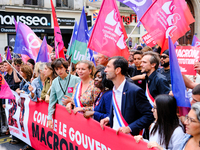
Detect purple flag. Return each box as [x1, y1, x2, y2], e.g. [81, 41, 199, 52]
[168, 36, 190, 108]
[6, 46, 12, 60]
[117, 0, 152, 25]
[191, 35, 200, 48]
[36, 36, 49, 62]
[14, 18, 18, 31]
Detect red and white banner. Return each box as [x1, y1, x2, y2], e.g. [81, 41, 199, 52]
[5, 91, 156, 150]
[142, 33, 157, 47]
[176, 46, 200, 75]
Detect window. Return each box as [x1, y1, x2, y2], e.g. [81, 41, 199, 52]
[56, 0, 68, 7]
[24, 0, 43, 6]
[120, 2, 128, 8]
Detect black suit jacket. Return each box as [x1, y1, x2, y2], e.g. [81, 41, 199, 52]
[109, 80, 154, 135]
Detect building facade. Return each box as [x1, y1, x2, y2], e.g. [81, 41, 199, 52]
[0, 0, 198, 55]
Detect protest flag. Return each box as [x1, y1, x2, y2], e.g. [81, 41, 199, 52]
[88, 0, 129, 60]
[14, 18, 18, 31]
[71, 7, 89, 64]
[67, 21, 78, 57]
[36, 36, 50, 63]
[0, 54, 2, 63]
[50, 0, 65, 59]
[168, 37, 190, 115]
[191, 35, 200, 48]
[88, 25, 96, 66]
[6, 46, 12, 60]
[117, 0, 152, 26]
[0, 74, 15, 99]
[140, 0, 195, 54]
[14, 22, 53, 62]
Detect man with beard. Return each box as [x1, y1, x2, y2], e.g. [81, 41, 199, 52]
[141, 51, 170, 99]
[158, 50, 171, 85]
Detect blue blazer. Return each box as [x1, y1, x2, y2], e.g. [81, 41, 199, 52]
[94, 90, 112, 122]
[109, 81, 154, 135]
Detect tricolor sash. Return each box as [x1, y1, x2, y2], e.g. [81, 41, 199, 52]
[74, 82, 83, 107]
[112, 91, 128, 127]
[145, 83, 155, 107]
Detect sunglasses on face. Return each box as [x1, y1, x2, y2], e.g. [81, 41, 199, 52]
[160, 55, 169, 59]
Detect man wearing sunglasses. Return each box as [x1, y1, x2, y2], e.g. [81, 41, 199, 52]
[158, 49, 171, 85]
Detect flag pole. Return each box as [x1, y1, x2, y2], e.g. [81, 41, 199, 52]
[126, 21, 140, 42]
[3, 56, 30, 85]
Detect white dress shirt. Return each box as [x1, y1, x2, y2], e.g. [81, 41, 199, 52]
[112, 79, 126, 130]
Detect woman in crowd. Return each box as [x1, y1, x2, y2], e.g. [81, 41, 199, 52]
[28, 63, 46, 102]
[40, 62, 57, 103]
[134, 94, 184, 150]
[26, 59, 35, 71]
[83, 67, 113, 122]
[179, 102, 200, 150]
[66, 60, 100, 114]
[16, 65, 33, 94]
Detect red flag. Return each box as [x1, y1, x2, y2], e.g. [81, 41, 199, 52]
[140, 0, 195, 53]
[50, 0, 65, 59]
[88, 0, 129, 60]
[0, 74, 15, 99]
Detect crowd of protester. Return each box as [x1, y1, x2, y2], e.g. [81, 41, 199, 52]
[0, 43, 200, 150]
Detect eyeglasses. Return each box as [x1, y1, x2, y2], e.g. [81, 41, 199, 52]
[160, 55, 169, 59]
[185, 115, 200, 124]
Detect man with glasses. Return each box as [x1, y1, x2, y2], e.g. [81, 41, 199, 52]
[158, 50, 171, 85]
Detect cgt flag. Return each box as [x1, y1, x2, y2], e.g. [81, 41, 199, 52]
[0, 74, 15, 99]
[191, 35, 200, 48]
[168, 37, 190, 109]
[14, 22, 53, 62]
[50, 0, 65, 59]
[36, 36, 50, 63]
[140, 0, 195, 54]
[88, 0, 129, 60]
[71, 7, 89, 64]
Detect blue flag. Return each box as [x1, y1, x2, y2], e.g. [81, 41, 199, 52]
[36, 36, 49, 62]
[88, 25, 96, 66]
[71, 7, 89, 64]
[67, 22, 78, 57]
[168, 37, 190, 108]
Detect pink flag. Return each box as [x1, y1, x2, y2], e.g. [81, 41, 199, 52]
[0, 74, 15, 99]
[50, 0, 65, 59]
[88, 0, 129, 60]
[0, 54, 2, 63]
[140, 0, 195, 54]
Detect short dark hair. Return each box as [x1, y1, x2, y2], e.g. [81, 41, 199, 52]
[109, 56, 128, 76]
[4, 46, 13, 51]
[0, 62, 4, 65]
[3, 59, 12, 64]
[143, 51, 160, 70]
[133, 51, 143, 57]
[27, 59, 35, 66]
[94, 67, 113, 90]
[192, 84, 200, 95]
[14, 58, 23, 65]
[52, 58, 69, 70]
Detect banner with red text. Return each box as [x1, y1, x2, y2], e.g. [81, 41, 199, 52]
[142, 33, 157, 47]
[5, 92, 156, 150]
[176, 46, 200, 75]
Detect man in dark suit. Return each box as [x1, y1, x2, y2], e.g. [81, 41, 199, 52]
[100, 56, 154, 135]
